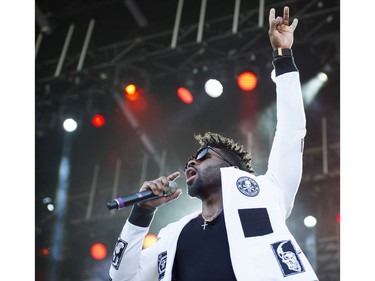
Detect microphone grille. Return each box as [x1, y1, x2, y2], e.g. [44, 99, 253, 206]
[164, 181, 178, 196]
[169, 181, 178, 189]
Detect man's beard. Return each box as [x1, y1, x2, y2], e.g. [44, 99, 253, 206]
[187, 165, 222, 199]
[187, 177, 204, 198]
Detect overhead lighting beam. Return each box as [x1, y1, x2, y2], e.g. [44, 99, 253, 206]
[123, 0, 149, 28]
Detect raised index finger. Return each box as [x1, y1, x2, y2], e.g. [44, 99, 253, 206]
[167, 171, 181, 182]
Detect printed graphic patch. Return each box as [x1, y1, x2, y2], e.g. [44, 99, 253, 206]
[158, 251, 167, 280]
[236, 176, 260, 197]
[271, 240, 305, 277]
[111, 238, 128, 270]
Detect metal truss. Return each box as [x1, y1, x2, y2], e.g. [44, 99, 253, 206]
[35, 0, 340, 99]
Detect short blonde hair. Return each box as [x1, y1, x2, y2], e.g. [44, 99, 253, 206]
[194, 132, 254, 173]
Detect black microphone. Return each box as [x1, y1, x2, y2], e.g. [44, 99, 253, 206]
[106, 181, 178, 210]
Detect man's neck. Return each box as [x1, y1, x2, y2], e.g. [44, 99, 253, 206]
[201, 191, 223, 218]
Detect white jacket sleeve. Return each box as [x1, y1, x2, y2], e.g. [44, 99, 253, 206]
[109, 204, 159, 281]
[265, 57, 306, 218]
[109, 221, 159, 281]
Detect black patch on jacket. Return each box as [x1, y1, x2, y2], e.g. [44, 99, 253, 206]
[238, 208, 273, 237]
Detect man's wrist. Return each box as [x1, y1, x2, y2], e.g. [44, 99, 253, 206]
[128, 203, 156, 227]
[272, 55, 298, 77]
[272, 48, 293, 60]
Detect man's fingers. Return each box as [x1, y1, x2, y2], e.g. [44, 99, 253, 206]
[270, 6, 297, 32]
[142, 171, 181, 195]
[269, 8, 283, 35]
[268, 8, 277, 31]
[167, 188, 182, 199]
[283, 6, 290, 25]
[143, 181, 162, 195]
[290, 18, 298, 31]
[269, 8, 275, 23]
[167, 171, 181, 182]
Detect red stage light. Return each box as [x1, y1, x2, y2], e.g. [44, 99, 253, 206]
[41, 247, 49, 256]
[92, 114, 105, 127]
[237, 71, 258, 91]
[90, 243, 107, 260]
[177, 87, 193, 104]
[124, 84, 139, 101]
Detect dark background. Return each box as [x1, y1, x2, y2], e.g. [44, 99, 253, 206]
[35, 0, 340, 280]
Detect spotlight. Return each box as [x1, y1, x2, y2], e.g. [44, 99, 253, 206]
[42, 197, 52, 204]
[41, 247, 49, 257]
[204, 79, 223, 98]
[90, 242, 107, 260]
[125, 84, 136, 94]
[177, 87, 194, 104]
[47, 204, 54, 211]
[302, 71, 329, 105]
[59, 98, 82, 132]
[237, 71, 258, 91]
[143, 233, 157, 249]
[317, 72, 328, 82]
[124, 83, 140, 101]
[304, 215, 317, 228]
[63, 118, 78, 132]
[42, 197, 55, 211]
[91, 114, 105, 128]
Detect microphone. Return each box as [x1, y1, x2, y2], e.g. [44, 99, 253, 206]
[106, 181, 178, 210]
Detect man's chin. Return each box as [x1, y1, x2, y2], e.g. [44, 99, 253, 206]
[187, 183, 199, 198]
[187, 186, 196, 198]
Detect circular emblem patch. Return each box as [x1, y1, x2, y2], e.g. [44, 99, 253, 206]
[236, 176, 260, 197]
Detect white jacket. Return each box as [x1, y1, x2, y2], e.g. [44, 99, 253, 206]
[109, 70, 319, 281]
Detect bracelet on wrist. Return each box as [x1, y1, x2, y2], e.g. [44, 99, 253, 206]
[272, 48, 293, 60]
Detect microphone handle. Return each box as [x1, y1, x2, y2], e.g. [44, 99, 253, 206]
[107, 182, 177, 210]
[107, 190, 157, 210]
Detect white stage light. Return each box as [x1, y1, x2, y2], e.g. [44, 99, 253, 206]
[204, 79, 223, 98]
[63, 118, 77, 132]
